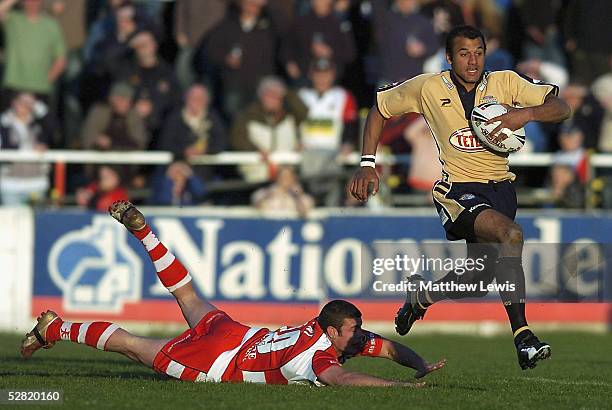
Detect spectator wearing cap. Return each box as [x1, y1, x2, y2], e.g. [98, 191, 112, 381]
[231, 76, 308, 183]
[206, 0, 279, 118]
[281, 0, 355, 85]
[81, 82, 147, 151]
[0, 0, 66, 106]
[0, 92, 52, 205]
[297, 58, 358, 206]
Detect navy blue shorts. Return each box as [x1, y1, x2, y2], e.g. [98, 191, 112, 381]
[432, 180, 517, 242]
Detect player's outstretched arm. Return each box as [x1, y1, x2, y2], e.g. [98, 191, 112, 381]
[378, 338, 446, 379]
[348, 105, 386, 202]
[317, 365, 425, 387]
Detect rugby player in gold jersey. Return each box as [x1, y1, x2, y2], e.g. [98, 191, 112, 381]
[349, 26, 571, 370]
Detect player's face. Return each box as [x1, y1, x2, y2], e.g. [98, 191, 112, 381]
[332, 317, 366, 356]
[447, 37, 485, 89]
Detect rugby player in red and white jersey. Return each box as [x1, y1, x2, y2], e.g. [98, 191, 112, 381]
[21, 201, 445, 387]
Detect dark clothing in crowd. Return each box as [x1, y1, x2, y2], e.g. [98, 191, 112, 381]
[375, 5, 438, 82]
[206, 9, 278, 116]
[158, 108, 227, 157]
[281, 11, 356, 77]
[115, 60, 182, 143]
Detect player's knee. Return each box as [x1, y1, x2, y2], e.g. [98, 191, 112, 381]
[501, 223, 523, 245]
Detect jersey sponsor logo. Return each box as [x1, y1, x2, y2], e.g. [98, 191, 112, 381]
[459, 193, 476, 201]
[480, 95, 498, 104]
[448, 127, 485, 152]
[440, 98, 451, 107]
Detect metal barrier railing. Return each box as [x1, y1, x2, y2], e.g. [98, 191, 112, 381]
[0, 150, 608, 206]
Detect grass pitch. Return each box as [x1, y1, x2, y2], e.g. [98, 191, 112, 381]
[1, 331, 610, 409]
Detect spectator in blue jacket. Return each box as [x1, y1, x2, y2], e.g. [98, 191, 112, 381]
[149, 161, 207, 206]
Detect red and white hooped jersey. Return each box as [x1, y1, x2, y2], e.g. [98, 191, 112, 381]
[152, 312, 384, 386]
[231, 318, 384, 385]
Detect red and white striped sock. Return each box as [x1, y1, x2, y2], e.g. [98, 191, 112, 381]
[46, 319, 120, 350]
[131, 225, 192, 292]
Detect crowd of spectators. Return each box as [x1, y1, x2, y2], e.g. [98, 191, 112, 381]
[0, 0, 610, 213]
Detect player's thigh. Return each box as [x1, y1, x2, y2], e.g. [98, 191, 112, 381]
[126, 336, 171, 368]
[172, 282, 218, 328]
[473, 209, 521, 244]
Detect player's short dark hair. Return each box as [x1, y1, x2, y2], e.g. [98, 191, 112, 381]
[317, 300, 361, 333]
[445, 25, 486, 57]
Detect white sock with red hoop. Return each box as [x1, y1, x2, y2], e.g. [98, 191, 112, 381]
[131, 225, 192, 292]
[47, 319, 120, 350]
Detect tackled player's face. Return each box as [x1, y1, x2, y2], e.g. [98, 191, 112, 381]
[447, 37, 485, 88]
[331, 317, 366, 356]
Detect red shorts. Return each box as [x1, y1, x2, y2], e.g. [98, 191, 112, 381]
[152, 310, 255, 382]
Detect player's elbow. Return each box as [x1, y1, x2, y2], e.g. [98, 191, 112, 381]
[318, 367, 357, 386]
[561, 101, 572, 121]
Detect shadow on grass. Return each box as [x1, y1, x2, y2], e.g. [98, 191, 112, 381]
[0, 355, 169, 381]
[0, 370, 167, 381]
[2, 356, 137, 366]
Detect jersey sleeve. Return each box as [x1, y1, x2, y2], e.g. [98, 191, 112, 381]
[358, 331, 384, 357]
[376, 74, 433, 119]
[312, 348, 341, 377]
[506, 70, 558, 107]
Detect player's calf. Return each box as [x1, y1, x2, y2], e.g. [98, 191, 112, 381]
[21, 311, 120, 359]
[109, 200, 192, 293]
[108, 200, 216, 328]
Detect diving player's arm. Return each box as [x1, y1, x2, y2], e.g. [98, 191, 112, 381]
[348, 106, 386, 202]
[377, 338, 446, 379]
[317, 364, 425, 387]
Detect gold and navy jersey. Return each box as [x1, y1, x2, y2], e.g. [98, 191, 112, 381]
[376, 70, 558, 183]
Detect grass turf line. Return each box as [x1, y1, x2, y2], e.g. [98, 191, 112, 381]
[1, 332, 610, 409]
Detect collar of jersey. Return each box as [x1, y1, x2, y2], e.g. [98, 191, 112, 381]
[448, 70, 487, 94]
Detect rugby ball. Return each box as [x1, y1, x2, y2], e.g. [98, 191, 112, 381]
[470, 103, 526, 153]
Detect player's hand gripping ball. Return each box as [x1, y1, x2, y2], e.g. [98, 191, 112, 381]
[471, 103, 526, 153]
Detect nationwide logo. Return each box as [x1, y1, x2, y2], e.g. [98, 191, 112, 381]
[449, 127, 485, 152]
